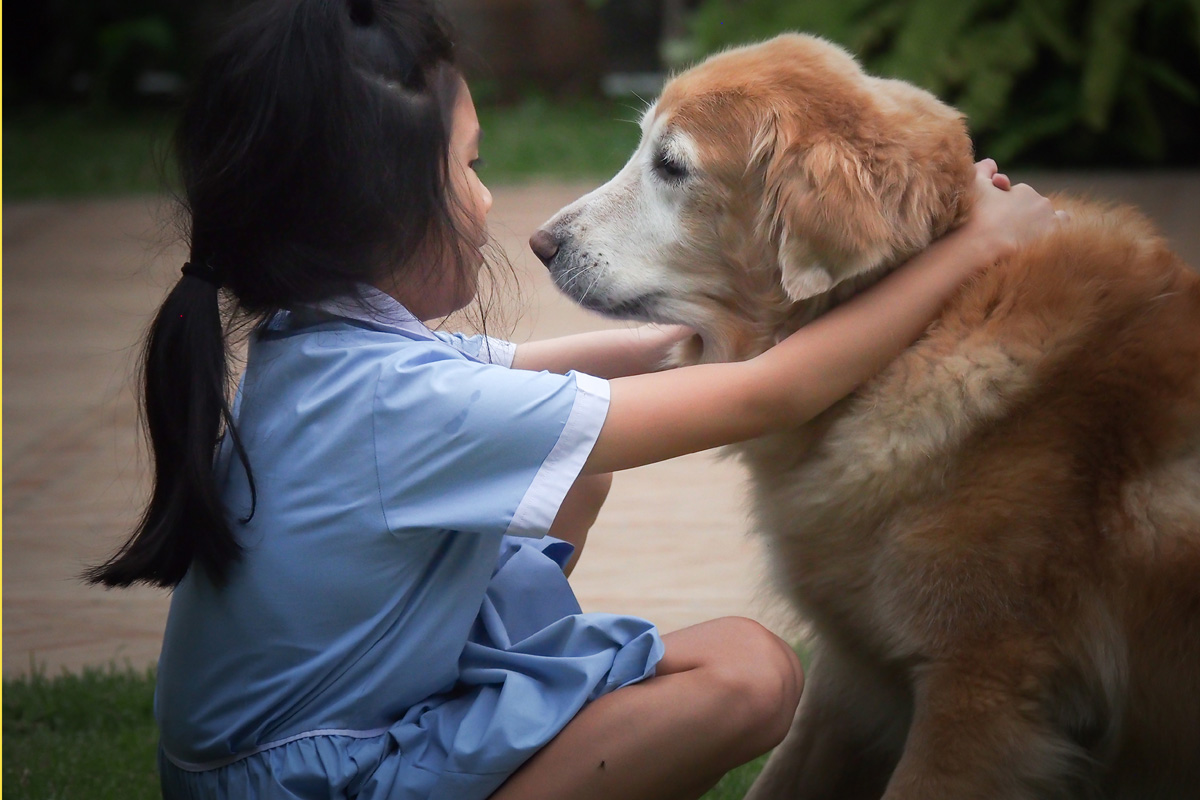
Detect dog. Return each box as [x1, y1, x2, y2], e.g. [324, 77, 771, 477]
[531, 34, 1200, 800]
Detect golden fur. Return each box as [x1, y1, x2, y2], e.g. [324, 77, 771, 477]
[544, 34, 1200, 799]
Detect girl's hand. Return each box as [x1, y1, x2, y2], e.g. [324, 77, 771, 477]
[513, 325, 693, 378]
[944, 159, 1065, 274]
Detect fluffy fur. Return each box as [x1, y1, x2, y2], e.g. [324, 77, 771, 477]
[537, 34, 1200, 799]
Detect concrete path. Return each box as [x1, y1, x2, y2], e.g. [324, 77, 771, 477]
[5, 173, 1199, 677]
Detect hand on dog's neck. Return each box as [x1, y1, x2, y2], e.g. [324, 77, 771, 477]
[676, 258, 898, 366]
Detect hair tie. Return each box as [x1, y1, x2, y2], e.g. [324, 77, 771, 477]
[181, 261, 222, 288]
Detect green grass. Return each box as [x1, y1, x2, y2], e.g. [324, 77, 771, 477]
[4, 665, 161, 800]
[705, 754, 771, 798]
[3, 97, 645, 200]
[3, 664, 766, 799]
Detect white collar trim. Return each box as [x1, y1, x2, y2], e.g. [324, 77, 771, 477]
[307, 286, 439, 342]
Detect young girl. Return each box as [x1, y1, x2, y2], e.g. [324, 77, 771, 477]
[89, 1, 1062, 798]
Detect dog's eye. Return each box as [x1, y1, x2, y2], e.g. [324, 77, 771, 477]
[653, 151, 688, 181]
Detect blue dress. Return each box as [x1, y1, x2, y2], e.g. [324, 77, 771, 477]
[156, 289, 664, 799]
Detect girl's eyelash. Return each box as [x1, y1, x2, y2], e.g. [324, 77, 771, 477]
[470, 158, 486, 171]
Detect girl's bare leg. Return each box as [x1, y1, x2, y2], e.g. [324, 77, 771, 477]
[490, 616, 805, 800]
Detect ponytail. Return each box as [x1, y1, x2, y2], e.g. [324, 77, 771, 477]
[86, 270, 255, 588]
[88, 0, 469, 587]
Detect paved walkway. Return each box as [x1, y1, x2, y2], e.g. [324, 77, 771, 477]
[5, 174, 1198, 677]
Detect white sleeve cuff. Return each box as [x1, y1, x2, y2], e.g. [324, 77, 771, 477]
[482, 337, 518, 368]
[504, 371, 610, 538]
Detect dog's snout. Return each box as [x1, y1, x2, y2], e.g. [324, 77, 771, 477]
[529, 228, 560, 267]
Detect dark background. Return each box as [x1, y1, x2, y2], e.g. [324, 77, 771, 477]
[6, 0, 1200, 169]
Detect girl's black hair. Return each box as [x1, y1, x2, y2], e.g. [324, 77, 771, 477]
[87, 0, 477, 588]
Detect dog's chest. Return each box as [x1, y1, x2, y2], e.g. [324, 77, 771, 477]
[735, 414, 940, 640]
[735, 334, 1034, 639]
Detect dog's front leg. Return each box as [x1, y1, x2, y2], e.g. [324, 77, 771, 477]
[744, 640, 908, 800]
[880, 660, 1084, 800]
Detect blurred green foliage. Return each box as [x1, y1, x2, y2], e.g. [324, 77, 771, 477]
[4, 109, 177, 198]
[475, 95, 646, 183]
[11, 0, 1198, 172]
[4, 98, 646, 199]
[688, 0, 1200, 166]
[4, 1, 221, 109]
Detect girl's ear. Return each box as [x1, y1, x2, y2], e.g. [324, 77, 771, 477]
[761, 133, 896, 302]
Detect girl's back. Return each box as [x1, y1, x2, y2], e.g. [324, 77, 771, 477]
[156, 296, 661, 794]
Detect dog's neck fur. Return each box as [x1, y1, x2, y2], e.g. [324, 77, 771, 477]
[678, 175, 974, 367]
[687, 257, 896, 366]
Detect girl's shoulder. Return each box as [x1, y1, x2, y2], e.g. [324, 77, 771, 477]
[242, 311, 536, 425]
[258, 300, 515, 368]
[256, 311, 489, 364]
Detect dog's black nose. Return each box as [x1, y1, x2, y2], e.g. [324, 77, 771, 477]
[529, 228, 560, 267]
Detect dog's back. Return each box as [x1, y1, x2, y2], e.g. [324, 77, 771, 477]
[742, 199, 1200, 797]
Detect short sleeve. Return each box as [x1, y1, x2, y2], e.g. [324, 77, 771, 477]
[431, 331, 517, 367]
[372, 350, 609, 538]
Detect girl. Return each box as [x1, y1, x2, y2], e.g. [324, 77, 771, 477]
[88, 0, 1062, 798]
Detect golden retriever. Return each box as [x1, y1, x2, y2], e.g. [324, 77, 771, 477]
[532, 34, 1200, 800]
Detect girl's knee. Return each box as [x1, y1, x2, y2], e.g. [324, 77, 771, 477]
[705, 617, 804, 752]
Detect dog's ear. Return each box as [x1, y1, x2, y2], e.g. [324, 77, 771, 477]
[758, 94, 975, 303]
[761, 134, 897, 302]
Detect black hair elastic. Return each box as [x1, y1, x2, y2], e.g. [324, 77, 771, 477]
[181, 261, 223, 288]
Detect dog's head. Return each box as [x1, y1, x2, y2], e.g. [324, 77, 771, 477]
[532, 34, 976, 361]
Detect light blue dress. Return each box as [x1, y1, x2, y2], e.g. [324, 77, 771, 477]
[156, 289, 664, 799]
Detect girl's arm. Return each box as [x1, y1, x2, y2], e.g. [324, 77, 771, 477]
[511, 325, 693, 378]
[583, 161, 1062, 475]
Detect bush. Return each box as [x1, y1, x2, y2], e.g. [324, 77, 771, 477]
[687, 0, 1200, 167]
[4, 0, 234, 109]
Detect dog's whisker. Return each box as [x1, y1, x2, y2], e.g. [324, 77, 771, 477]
[583, 269, 604, 301]
[563, 264, 588, 292]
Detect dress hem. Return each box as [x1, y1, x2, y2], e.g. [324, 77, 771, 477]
[162, 726, 392, 772]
